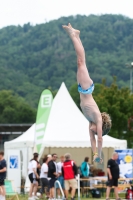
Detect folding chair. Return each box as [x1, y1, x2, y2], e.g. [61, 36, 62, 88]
[5, 180, 19, 200]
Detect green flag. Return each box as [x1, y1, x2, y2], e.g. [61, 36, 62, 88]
[35, 89, 53, 153]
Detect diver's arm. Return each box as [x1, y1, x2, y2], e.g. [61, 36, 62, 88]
[96, 121, 103, 158]
[89, 127, 97, 154]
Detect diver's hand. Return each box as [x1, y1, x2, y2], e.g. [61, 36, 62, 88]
[93, 155, 103, 163]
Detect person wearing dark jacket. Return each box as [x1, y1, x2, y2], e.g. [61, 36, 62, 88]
[62, 153, 78, 200]
[48, 153, 58, 199]
[0, 151, 7, 200]
[106, 152, 121, 200]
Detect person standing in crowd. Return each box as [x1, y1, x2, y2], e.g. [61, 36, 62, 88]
[33, 153, 41, 188]
[40, 156, 49, 199]
[48, 153, 58, 199]
[36, 161, 41, 185]
[62, 153, 78, 200]
[28, 153, 39, 200]
[56, 156, 65, 199]
[34, 155, 41, 198]
[47, 154, 52, 162]
[0, 151, 7, 200]
[80, 157, 90, 177]
[80, 157, 90, 196]
[106, 152, 121, 200]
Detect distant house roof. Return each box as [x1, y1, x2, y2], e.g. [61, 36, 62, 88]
[0, 124, 32, 133]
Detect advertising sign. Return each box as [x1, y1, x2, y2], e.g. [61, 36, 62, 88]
[115, 149, 133, 178]
[7, 150, 21, 193]
[9, 155, 18, 169]
[35, 89, 53, 153]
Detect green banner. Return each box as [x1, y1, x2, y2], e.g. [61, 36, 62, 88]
[35, 89, 53, 153]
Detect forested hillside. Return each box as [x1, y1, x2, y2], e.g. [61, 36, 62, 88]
[0, 14, 133, 107]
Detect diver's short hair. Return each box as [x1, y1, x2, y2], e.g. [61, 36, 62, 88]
[101, 112, 112, 136]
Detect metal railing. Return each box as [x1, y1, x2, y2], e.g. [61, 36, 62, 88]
[54, 175, 80, 200]
[54, 180, 65, 199]
[77, 174, 80, 200]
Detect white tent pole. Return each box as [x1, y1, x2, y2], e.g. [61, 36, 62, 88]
[77, 174, 80, 200]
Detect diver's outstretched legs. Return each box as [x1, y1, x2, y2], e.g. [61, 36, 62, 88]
[62, 23, 93, 89]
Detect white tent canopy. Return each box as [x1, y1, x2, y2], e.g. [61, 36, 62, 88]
[5, 82, 127, 151]
[5, 124, 35, 149]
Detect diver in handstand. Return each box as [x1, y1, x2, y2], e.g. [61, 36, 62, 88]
[62, 23, 111, 163]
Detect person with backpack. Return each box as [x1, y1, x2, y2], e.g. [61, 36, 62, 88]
[62, 153, 78, 200]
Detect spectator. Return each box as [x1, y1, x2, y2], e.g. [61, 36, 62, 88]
[47, 154, 52, 162]
[0, 151, 7, 200]
[62, 153, 78, 200]
[28, 153, 39, 200]
[36, 154, 41, 187]
[40, 156, 49, 198]
[56, 156, 65, 198]
[43, 154, 52, 164]
[34, 155, 41, 198]
[80, 157, 90, 196]
[48, 153, 58, 199]
[80, 157, 90, 177]
[106, 152, 121, 200]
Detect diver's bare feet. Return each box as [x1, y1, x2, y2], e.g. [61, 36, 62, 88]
[68, 23, 80, 37]
[62, 25, 75, 38]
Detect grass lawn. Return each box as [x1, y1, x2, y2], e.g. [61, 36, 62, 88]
[6, 193, 126, 200]
[17, 198, 122, 200]
[5, 187, 126, 200]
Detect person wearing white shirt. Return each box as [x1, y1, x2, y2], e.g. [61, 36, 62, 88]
[28, 153, 39, 200]
[56, 156, 65, 199]
[40, 156, 49, 198]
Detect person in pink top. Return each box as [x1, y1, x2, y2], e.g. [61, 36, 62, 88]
[62, 23, 112, 163]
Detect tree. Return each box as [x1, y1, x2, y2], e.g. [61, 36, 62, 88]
[0, 90, 36, 123]
[69, 83, 80, 110]
[0, 14, 133, 106]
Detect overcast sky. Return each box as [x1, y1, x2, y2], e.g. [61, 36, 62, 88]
[0, 0, 133, 28]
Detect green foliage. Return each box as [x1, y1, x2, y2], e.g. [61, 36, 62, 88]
[70, 83, 80, 110]
[0, 14, 133, 147]
[0, 15, 133, 106]
[0, 90, 36, 123]
[69, 81, 133, 148]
